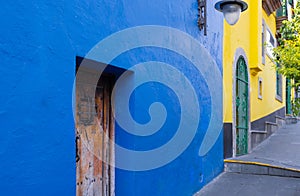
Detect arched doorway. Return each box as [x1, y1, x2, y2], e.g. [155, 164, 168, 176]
[235, 56, 249, 156]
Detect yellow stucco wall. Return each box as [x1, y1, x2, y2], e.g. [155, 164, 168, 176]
[223, 0, 286, 124]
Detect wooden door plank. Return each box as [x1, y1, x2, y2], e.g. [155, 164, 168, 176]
[109, 80, 115, 196]
[76, 80, 104, 196]
[103, 77, 110, 196]
[76, 74, 115, 196]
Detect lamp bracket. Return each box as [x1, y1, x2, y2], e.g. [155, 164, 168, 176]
[198, 0, 207, 36]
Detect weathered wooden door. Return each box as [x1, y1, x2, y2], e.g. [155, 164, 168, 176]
[76, 71, 115, 196]
[235, 57, 248, 156]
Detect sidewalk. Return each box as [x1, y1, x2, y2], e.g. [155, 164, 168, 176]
[227, 121, 300, 171]
[195, 172, 300, 196]
[195, 121, 300, 196]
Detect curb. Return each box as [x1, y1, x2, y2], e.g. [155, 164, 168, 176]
[224, 159, 300, 178]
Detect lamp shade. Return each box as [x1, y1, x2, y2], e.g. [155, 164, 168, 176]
[222, 3, 242, 25]
[215, 0, 248, 25]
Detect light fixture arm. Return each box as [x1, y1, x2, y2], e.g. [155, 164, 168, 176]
[197, 0, 207, 35]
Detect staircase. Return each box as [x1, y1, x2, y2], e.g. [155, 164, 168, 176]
[250, 115, 286, 150]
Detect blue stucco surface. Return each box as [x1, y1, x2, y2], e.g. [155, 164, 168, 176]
[0, 0, 223, 195]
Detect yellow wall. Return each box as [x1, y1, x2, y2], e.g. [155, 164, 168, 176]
[223, 0, 286, 123]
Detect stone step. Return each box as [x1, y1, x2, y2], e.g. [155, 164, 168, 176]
[250, 121, 279, 150]
[224, 159, 300, 178]
[285, 116, 299, 124]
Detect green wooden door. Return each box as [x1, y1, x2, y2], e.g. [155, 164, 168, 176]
[236, 57, 248, 156]
[286, 78, 292, 114]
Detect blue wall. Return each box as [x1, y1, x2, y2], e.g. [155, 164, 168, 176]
[0, 0, 223, 195]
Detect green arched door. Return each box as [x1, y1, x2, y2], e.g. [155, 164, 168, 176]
[236, 56, 249, 156]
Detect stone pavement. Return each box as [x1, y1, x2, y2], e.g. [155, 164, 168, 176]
[195, 121, 300, 196]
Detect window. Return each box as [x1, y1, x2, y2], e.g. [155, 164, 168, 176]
[265, 26, 276, 59]
[262, 20, 265, 64]
[258, 77, 263, 99]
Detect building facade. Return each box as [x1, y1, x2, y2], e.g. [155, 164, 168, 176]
[223, 0, 289, 158]
[0, 1, 224, 195]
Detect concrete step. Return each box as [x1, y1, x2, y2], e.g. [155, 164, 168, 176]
[275, 115, 286, 128]
[224, 159, 300, 178]
[250, 121, 279, 150]
[285, 116, 299, 124]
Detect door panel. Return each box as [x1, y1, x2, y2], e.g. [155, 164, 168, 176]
[76, 73, 114, 196]
[236, 57, 248, 156]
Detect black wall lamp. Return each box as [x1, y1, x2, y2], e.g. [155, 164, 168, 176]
[198, 0, 248, 35]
